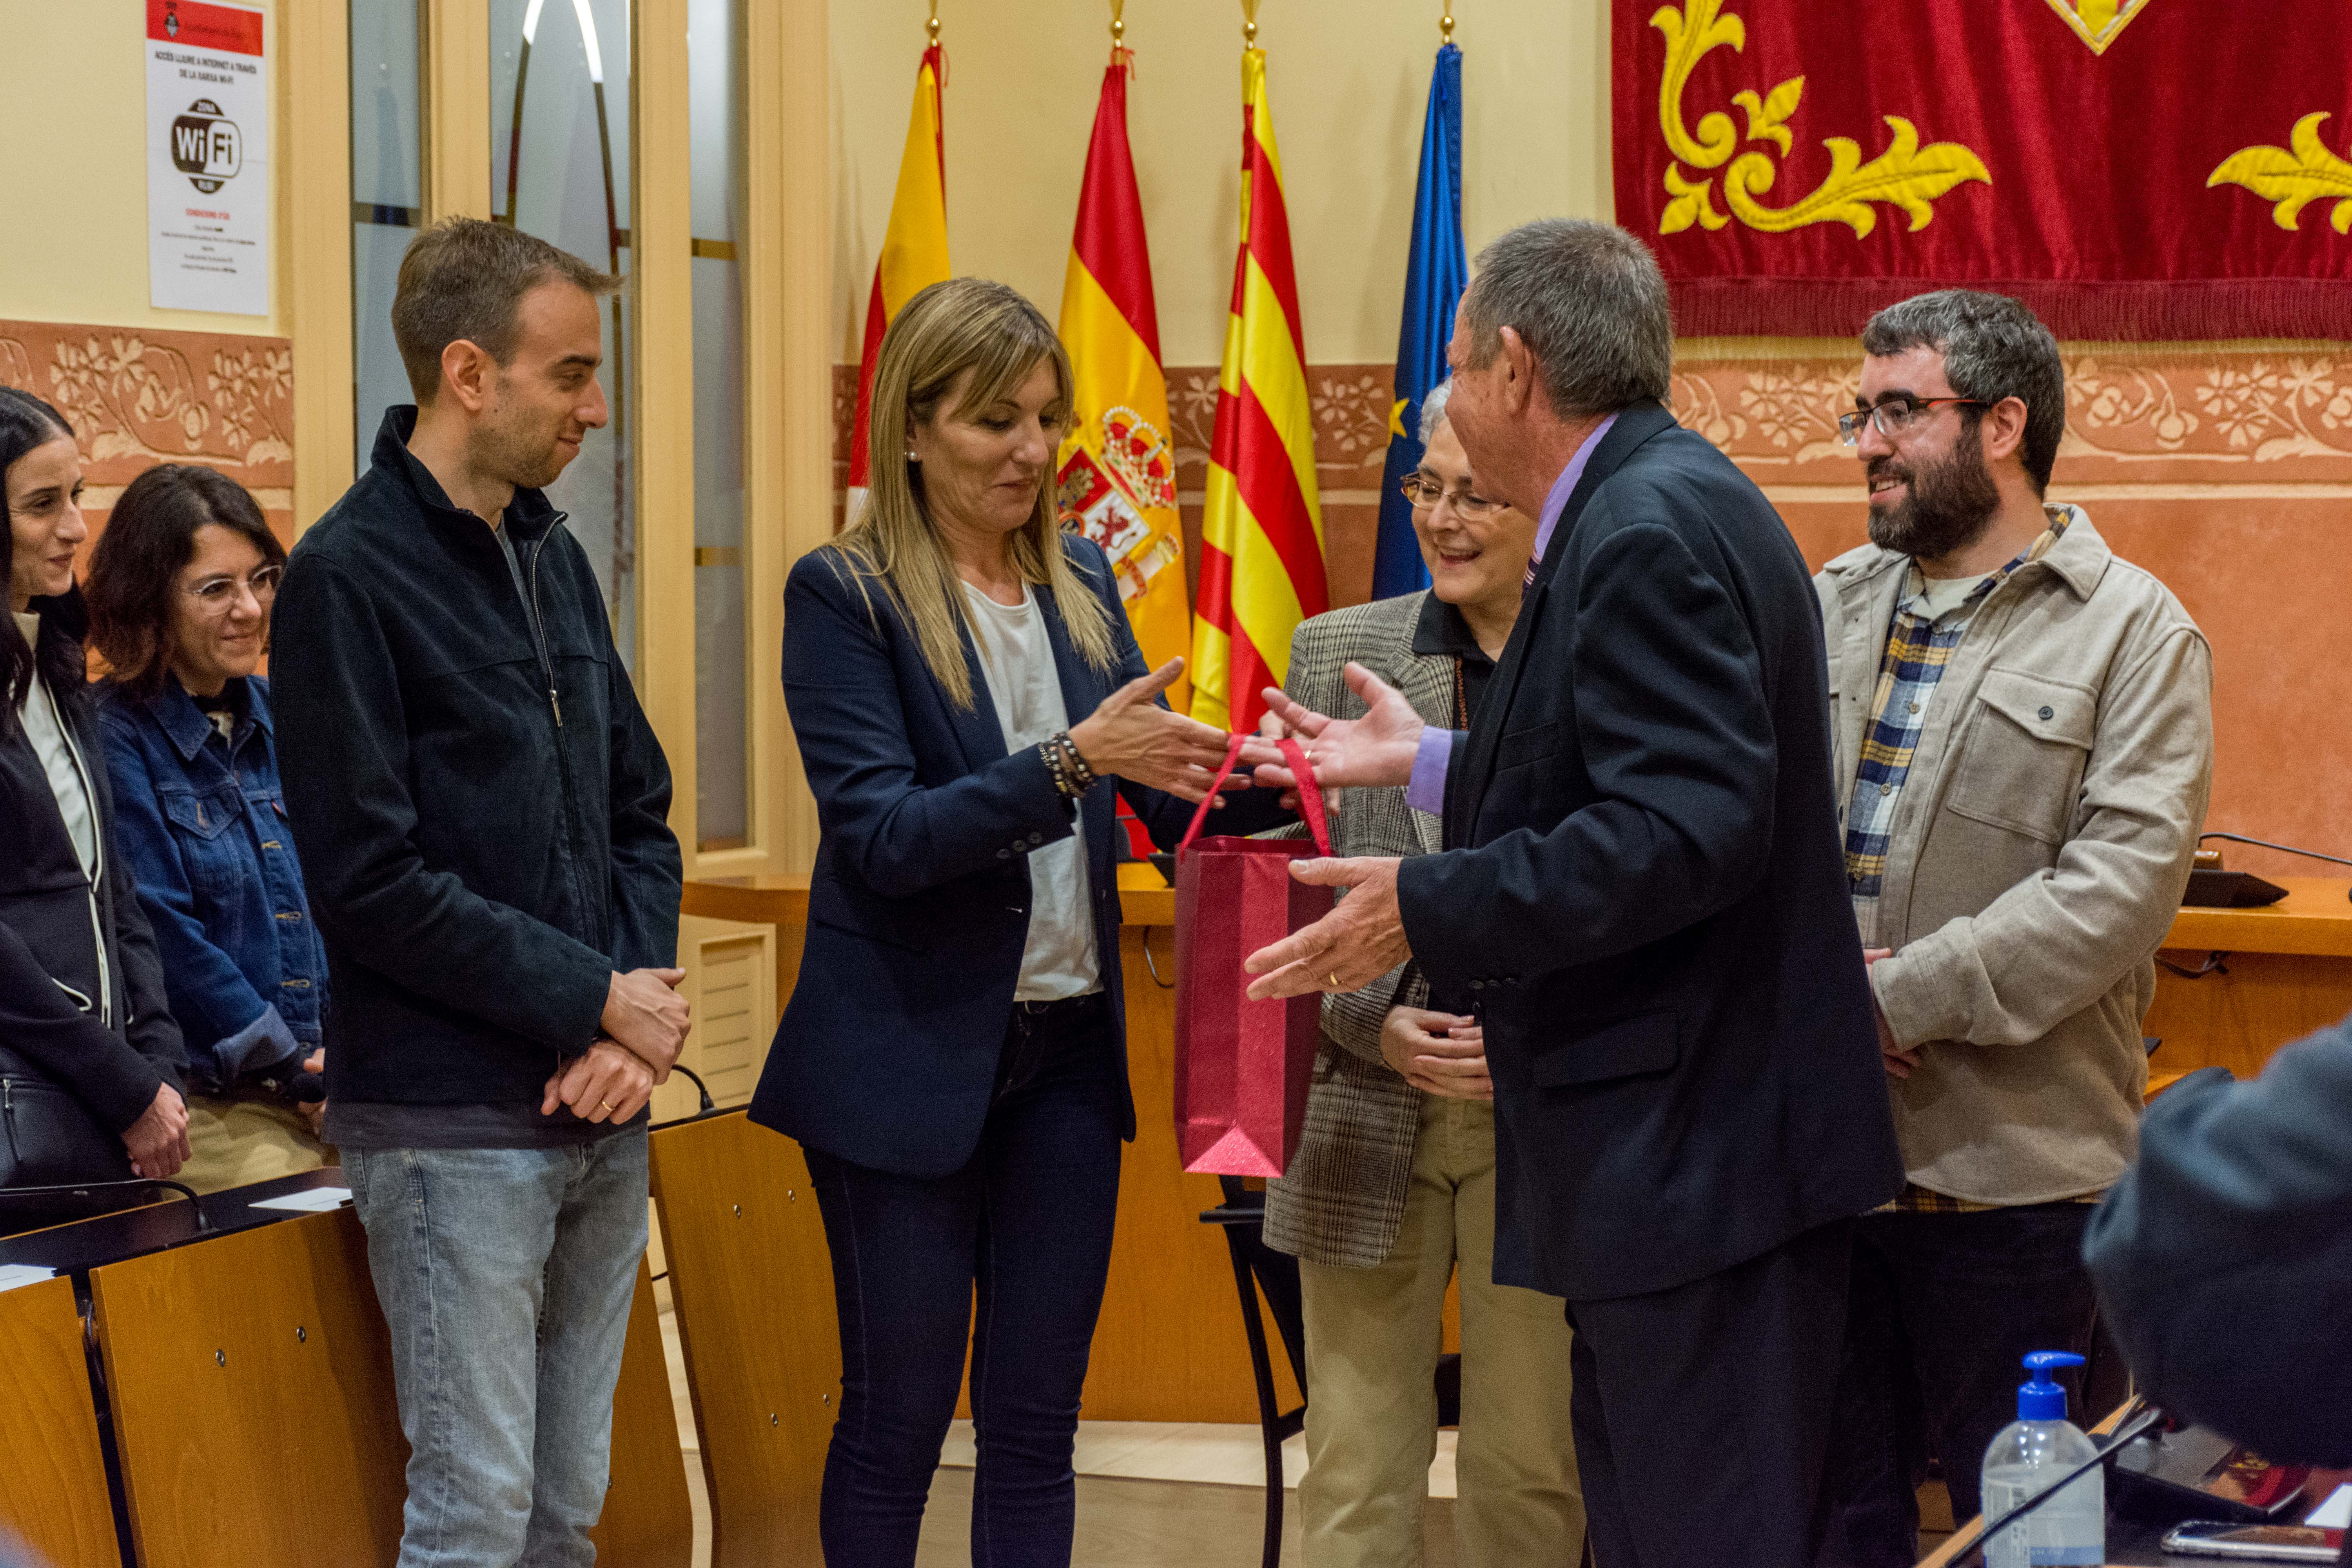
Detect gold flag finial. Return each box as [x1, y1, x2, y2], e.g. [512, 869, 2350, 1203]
[926, 0, 941, 45]
[1241, 0, 1259, 46]
[1441, 4, 1455, 43]
[1111, 0, 1125, 48]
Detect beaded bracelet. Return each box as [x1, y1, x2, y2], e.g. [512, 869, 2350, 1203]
[1056, 731, 1100, 791]
[1040, 737, 1078, 798]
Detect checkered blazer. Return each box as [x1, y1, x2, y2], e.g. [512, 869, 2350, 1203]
[1261, 592, 1452, 1269]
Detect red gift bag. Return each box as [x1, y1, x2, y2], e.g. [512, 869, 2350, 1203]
[1171, 735, 1334, 1176]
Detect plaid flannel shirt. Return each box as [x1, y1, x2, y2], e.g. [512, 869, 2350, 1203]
[1843, 510, 2069, 902]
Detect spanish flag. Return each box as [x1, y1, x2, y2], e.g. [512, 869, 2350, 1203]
[1056, 55, 1189, 713]
[1189, 46, 1327, 733]
[847, 43, 951, 501]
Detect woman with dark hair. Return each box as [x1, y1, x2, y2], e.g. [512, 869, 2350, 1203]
[88, 464, 328, 1193]
[0, 387, 189, 1235]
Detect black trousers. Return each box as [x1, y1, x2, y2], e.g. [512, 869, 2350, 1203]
[1565, 1219, 1854, 1568]
[1816, 1203, 2098, 1568]
[801, 994, 1124, 1568]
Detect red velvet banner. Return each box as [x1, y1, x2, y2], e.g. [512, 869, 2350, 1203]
[1613, 0, 2352, 339]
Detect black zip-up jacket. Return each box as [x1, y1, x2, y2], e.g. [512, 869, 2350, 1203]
[0, 597, 186, 1138]
[271, 407, 681, 1108]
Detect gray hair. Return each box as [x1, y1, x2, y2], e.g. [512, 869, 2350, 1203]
[1417, 378, 1452, 445]
[1861, 290, 2065, 494]
[1457, 220, 1672, 420]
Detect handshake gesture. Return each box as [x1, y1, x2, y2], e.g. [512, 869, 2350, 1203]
[541, 966, 693, 1125]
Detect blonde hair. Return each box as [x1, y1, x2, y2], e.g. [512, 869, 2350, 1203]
[826, 277, 1120, 710]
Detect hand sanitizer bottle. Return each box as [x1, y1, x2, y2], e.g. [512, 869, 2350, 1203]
[1979, 1351, 2103, 1568]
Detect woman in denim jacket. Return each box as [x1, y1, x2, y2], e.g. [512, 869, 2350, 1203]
[89, 464, 329, 1192]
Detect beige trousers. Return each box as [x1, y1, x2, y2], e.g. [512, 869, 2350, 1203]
[178, 1096, 332, 1196]
[1297, 1094, 1585, 1568]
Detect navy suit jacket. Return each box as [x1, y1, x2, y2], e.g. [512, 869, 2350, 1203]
[750, 535, 1283, 1176]
[1397, 401, 1904, 1301]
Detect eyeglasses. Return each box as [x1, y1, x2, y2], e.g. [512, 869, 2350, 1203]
[184, 565, 282, 611]
[1835, 397, 1987, 447]
[1399, 475, 1505, 522]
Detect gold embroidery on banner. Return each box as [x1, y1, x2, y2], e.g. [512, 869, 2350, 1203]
[2042, 0, 2155, 56]
[2208, 112, 2352, 234]
[1649, 0, 1989, 239]
[1653, 0, 1745, 171]
[1727, 117, 1991, 236]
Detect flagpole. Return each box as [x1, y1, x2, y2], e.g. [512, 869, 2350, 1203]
[1441, 5, 1455, 42]
[1241, 0, 1259, 45]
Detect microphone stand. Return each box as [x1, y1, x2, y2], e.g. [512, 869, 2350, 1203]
[0, 1177, 211, 1233]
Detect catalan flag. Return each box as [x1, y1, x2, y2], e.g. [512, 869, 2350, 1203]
[1057, 54, 1189, 713]
[848, 42, 951, 503]
[1189, 46, 1327, 734]
[1372, 42, 1467, 599]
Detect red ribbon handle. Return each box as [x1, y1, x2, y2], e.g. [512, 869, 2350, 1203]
[1176, 733, 1333, 861]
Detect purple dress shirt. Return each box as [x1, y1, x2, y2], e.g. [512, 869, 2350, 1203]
[1403, 412, 1618, 814]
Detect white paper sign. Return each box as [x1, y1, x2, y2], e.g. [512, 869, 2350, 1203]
[248, 1186, 352, 1214]
[0, 1263, 59, 1295]
[2307, 1485, 2352, 1529]
[146, 0, 270, 316]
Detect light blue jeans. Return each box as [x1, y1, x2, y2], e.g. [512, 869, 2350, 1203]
[345, 1129, 649, 1568]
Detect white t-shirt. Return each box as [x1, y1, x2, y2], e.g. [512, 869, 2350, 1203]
[960, 582, 1101, 1002]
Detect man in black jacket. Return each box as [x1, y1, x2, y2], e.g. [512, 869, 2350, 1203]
[1244, 220, 1903, 1566]
[273, 218, 686, 1566]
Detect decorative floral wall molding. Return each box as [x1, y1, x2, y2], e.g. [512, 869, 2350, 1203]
[0, 319, 293, 494]
[1669, 349, 2352, 475]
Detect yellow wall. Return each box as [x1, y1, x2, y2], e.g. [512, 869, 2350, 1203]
[831, 0, 1613, 366]
[0, 0, 289, 337]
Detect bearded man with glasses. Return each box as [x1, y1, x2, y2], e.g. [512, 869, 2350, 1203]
[1813, 290, 2215, 1566]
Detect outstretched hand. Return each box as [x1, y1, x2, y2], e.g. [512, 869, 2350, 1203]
[1236, 663, 1425, 793]
[1069, 657, 1245, 806]
[1242, 855, 1411, 1000]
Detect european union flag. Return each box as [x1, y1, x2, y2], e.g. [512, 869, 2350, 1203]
[1371, 42, 1466, 601]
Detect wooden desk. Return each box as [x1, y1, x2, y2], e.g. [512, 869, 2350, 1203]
[0, 1274, 116, 1567]
[14, 1169, 686, 1568]
[90, 1205, 407, 1568]
[2151, 878, 2352, 1079]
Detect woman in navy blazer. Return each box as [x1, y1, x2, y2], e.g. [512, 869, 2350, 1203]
[748, 278, 1282, 1566]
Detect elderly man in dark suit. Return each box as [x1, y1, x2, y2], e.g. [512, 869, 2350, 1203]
[1241, 219, 1904, 1568]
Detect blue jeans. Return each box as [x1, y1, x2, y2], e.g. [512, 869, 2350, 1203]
[804, 996, 1125, 1568]
[345, 1129, 649, 1568]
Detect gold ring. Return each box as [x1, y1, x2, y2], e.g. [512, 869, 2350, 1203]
[600, 1100, 615, 1112]
[1325, 971, 1341, 989]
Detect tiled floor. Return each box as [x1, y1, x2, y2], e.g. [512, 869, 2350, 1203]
[653, 1303, 1464, 1567]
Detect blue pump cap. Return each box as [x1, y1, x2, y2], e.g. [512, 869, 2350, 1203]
[2017, 1351, 2085, 1421]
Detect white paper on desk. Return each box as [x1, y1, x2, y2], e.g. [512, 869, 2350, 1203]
[2305, 1485, 2352, 1528]
[248, 1187, 352, 1213]
[0, 1263, 58, 1294]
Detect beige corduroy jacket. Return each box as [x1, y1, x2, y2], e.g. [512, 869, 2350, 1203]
[1815, 506, 2213, 1206]
[1261, 592, 1451, 1268]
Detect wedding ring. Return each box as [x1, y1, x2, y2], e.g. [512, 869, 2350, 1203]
[1325, 971, 1341, 989]
[599, 1100, 615, 1112]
